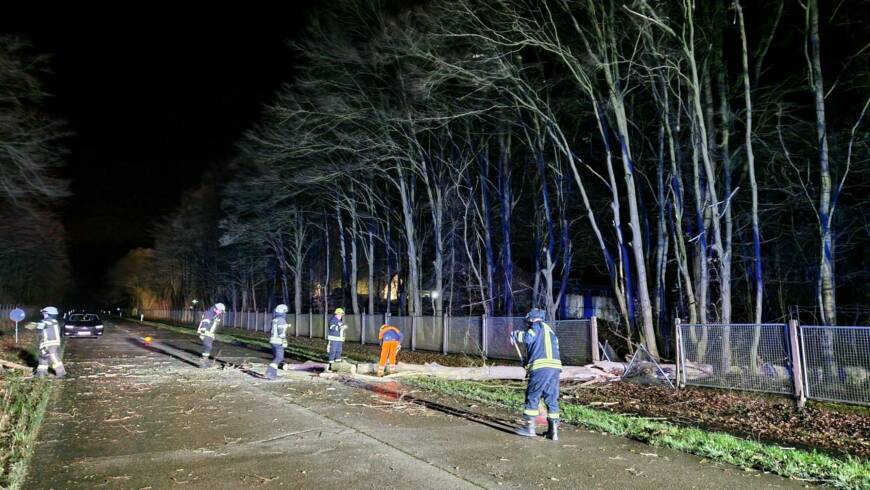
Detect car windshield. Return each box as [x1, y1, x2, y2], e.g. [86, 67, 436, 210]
[68, 314, 99, 322]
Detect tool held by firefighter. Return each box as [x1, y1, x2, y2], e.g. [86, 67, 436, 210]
[513, 308, 561, 440]
[326, 307, 347, 370]
[266, 304, 290, 380]
[197, 303, 226, 368]
[24, 306, 66, 378]
[377, 323, 403, 377]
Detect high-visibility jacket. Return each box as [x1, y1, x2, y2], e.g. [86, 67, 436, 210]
[197, 309, 221, 338]
[378, 324, 402, 343]
[327, 316, 347, 342]
[515, 321, 562, 371]
[37, 317, 61, 349]
[270, 315, 288, 345]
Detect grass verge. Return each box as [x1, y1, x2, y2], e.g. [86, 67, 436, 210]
[0, 373, 53, 490]
[405, 377, 870, 489]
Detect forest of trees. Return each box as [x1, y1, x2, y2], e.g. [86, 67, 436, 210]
[119, 0, 870, 356]
[0, 37, 70, 304]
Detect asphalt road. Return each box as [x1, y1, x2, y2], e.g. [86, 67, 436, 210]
[26, 319, 802, 489]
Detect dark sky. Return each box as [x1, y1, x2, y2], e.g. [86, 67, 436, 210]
[3, 6, 318, 302]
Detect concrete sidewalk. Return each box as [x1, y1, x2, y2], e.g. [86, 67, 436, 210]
[26, 320, 801, 489]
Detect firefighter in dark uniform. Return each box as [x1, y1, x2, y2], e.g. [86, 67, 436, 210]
[513, 308, 562, 440]
[326, 307, 347, 369]
[27, 306, 66, 378]
[266, 304, 289, 380]
[197, 303, 226, 367]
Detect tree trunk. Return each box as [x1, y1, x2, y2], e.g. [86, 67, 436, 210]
[654, 125, 669, 342]
[349, 198, 361, 315]
[498, 133, 514, 316]
[809, 0, 836, 326]
[367, 224, 375, 318]
[336, 204, 349, 309]
[612, 97, 659, 356]
[480, 152, 496, 316]
[398, 167, 422, 316]
[736, 0, 765, 373]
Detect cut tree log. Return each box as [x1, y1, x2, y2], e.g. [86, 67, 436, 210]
[333, 362, 612, 382]
[0, 358, 31, 371]
[592, 361, 627, 376]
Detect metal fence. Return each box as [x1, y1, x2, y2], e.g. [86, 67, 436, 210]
[139, 309, 598, 366]
[801, 326, 870, 405]
[677, 321, 870, 406]
[677, 323, 793, 395]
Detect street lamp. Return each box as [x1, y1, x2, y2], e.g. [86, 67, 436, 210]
[430, 290, 440, 314]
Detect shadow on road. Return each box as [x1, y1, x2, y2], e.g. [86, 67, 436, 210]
[124, 337, 200, 368]
[345, 378, 520, 437]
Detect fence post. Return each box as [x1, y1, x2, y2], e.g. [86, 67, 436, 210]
[411, 316, 417, 351]
[361, 312, 366, 345]
[481, 315, 488, 357]
[442, 315, 449, 355]
[788, 319, 807, 408]
[590, 316, 600, 362]
[675, 318, 683, 388]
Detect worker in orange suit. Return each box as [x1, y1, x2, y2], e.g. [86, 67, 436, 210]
[377, 324, 403, 377]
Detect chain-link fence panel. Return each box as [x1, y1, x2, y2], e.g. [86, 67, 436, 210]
[679, 323, 792, 395]
[386, 316, 413, 349]
[415, 316, 443, 352]
[486, 317, 526, 360]
[362, 314, 382, 345]
[801, 326, 870, 405]
[292, 314, 309, 337]
[447, 316, 482, 355]
[310, 314, 326, 339]
[551, 319, 593, 365]
[343, 314, 362, 342]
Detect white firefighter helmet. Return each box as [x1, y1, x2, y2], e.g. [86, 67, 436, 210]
[41, 306, 59, 316]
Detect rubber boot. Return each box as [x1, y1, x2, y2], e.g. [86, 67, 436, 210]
[546, 419, 559, 441]
[201, 355, 211, 368]
[265, 364, 278, 380]
[514, 419, 536, 437]
[34, 367, 48, 378]
[54, 364, 67, 379]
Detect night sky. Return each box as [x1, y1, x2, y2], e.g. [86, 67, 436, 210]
[3, 6, 318, 302]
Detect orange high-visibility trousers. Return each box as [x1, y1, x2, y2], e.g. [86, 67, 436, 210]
[378, 340, 400, 375]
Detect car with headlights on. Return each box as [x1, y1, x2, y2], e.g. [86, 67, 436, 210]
[63, 313, 104, 338]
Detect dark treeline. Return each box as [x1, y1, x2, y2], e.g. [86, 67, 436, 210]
[0, 37, 70, 304]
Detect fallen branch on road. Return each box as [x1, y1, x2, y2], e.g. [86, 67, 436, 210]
[0, 359, 31, 372]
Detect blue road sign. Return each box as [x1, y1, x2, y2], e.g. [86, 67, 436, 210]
[9, 308, 25, 322]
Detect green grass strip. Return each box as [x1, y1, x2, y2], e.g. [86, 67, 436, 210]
[405, 377, 870, 489]
[0, 373, 53, 490]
